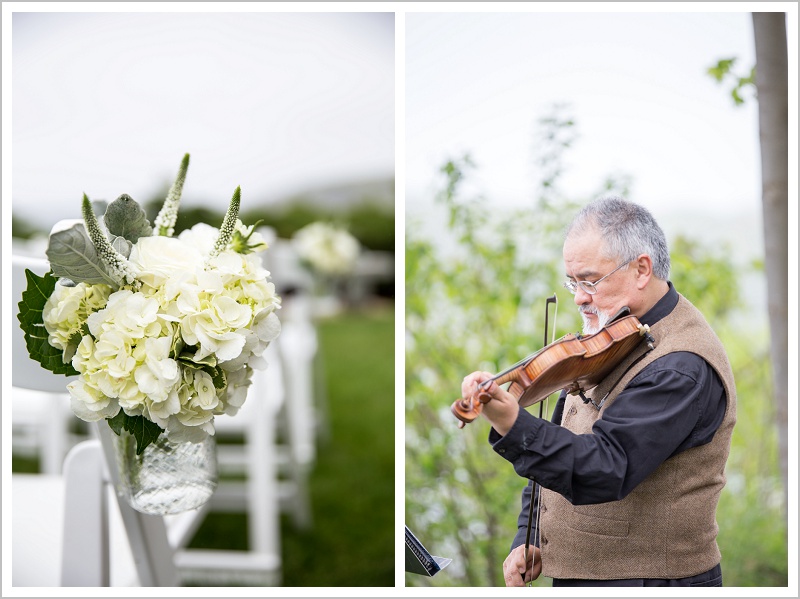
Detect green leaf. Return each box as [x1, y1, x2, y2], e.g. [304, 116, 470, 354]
[46, 222, 118, 286]
[178, 349, 216, 368]
[107, 411, 164, 455]
[107, 410, 126, 436]
[104, 194, 153, 244]
[16, 269, 79, 376]
[707, 58, 737, 82]
[206, 365, 227, 390]
[176, 353, 226, 389]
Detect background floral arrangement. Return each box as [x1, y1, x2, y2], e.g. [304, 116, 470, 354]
[17, 154, 281, 453]
[291, 221, 360, 277]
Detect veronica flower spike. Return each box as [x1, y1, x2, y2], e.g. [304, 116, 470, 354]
[153, 153, 190, 237]
[209, 186, 241, 259]
[81, 194, 138, 287]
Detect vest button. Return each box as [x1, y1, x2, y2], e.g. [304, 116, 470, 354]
[569, 406, 577, 415]
[541, 534, 548, 545]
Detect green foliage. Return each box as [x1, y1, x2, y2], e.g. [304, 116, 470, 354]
[707, 57, 757, 105]
[16, 269, 80, 377]
[669, 235, 745, 326]
[107, 411, 164, 455]
[341, 202, 396, 252]
[11, 214, 43, 240]
[716, 329, 787, 586]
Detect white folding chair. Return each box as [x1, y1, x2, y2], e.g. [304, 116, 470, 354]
[257, 237, 324, 529]
[272, 293, 321, 530]
[12, 433, 179, 587]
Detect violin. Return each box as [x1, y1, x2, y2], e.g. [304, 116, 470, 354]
[451, 307, 655, 428]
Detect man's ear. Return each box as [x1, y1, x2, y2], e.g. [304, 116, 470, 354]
[634, 254, 653, 290]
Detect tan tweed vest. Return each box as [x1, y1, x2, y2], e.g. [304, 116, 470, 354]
[539, 294, 737, 580]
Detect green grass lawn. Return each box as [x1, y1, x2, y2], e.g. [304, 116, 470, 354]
[279, 304, 395, 586]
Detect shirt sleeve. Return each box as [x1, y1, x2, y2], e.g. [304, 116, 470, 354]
[489, 351, 726, 506]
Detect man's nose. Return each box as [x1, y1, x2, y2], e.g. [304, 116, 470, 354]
[573, 287, 592, 305]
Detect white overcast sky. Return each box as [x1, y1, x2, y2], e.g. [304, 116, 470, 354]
[8, 8, 395, 228]
[406, 8, 777, 220]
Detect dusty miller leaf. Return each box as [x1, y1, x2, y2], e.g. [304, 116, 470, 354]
[111, 235, 133, 259]
[46, 223, 118, 286]
[104, 194, 153, 244]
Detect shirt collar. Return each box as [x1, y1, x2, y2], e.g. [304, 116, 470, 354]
[639, 281, 678, 327]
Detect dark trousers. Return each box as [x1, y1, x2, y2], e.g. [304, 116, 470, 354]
[552, 563, 723, 587]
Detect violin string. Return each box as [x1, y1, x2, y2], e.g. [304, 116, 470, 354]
[483, 298, 560, 391]
[478, 350, 540, 389]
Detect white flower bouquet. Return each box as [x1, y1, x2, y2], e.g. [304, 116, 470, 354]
[17, 154, 281, 454]
[291, 221, 360, 277]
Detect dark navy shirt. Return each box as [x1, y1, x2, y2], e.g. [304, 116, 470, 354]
[488, 283, 727, 550]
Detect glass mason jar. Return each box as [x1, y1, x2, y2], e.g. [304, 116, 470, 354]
[111, 429, 218, 515]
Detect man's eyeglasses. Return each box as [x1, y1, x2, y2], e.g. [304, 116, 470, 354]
[563, 262, 629, 295]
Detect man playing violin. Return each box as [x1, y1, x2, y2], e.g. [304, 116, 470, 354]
[461, 196, 736, 587]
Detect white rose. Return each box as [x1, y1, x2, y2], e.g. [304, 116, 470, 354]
[177, 222, 220, 255]
[129, 236, 205, 289]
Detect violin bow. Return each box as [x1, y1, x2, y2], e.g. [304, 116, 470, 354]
[522, 294, 557, 585]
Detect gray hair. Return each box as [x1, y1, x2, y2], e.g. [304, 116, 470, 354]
[565, 195, 671, 281]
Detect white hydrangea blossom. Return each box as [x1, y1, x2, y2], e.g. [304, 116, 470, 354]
[42, 281, 112, 362]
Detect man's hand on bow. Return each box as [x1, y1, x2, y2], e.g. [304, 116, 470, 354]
[503, 544, 541, 586]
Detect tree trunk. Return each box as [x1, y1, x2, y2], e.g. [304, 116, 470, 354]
[752, 12, 788, 508]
